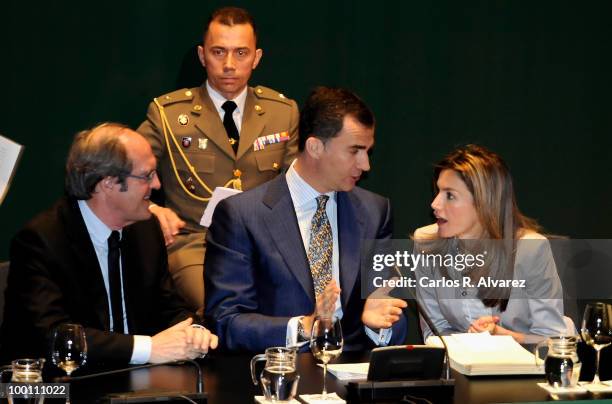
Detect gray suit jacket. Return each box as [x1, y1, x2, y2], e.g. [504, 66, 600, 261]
[415, 225, 566, 344]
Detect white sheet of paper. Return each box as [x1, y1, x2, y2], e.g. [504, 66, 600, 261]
[200, 186, 242, 227]
[300, 392, 345, 403]
[320, 362, 369, 380]
[0, 134, 24, 205]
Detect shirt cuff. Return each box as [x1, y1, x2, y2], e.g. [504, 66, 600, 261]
[365, 326, 392, 346]
[130, 335, 152, 364]
[286, 316, 302, 348]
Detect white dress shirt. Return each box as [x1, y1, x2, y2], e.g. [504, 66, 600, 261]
[284, 162, 391, 346]
[206, 81, 248, 134]
[78, 200, 151, 364]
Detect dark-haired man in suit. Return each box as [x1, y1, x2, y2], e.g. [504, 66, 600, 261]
[1, 123, 217, 364]
[205, 87, 407, 352]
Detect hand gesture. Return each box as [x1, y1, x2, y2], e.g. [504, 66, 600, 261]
[302, 281, 341, 338]
[362, 282, 407, 329]
[149, 204, 186, 246]
[315, 280, 341, 319]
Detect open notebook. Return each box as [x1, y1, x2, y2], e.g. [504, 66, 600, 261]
[426, 332, 543, 376]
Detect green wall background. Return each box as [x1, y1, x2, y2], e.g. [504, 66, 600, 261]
[1, 0, 611, 262]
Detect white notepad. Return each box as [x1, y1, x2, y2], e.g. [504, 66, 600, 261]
[426, 332, 544, 376]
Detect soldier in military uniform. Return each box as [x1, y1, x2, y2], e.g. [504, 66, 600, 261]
[137, 7, 298, 311]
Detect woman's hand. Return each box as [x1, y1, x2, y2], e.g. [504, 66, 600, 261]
[468, 315, 500, 333]
[468, 315, 525, 343]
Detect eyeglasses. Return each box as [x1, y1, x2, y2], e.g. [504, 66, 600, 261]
[126, 170, 157, 183]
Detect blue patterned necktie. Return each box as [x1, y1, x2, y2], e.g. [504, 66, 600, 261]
[307, 195, 333, 296]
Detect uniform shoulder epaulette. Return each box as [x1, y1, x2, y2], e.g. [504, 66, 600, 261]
[155, 88, 196, 106]
[253, 85, 293, 106]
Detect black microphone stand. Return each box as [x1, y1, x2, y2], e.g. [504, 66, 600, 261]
[393, 264, 453, 381]
[56, 359, 206, 403]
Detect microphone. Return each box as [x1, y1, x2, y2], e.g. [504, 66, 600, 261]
[392, 265, 452, 379]
[55, 359, 206, 402]
[346, 265, 455, 402]
[408, 296, 452, 380]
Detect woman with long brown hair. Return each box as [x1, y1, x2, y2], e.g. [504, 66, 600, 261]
[414, 144, 566, 344]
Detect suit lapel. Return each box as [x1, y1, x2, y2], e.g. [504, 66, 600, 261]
[194, 86, 235, 159]
[236, 88, 265, 160]
[262, 176, 315, 305]
[61, 199, 111, 330]
[260, 180, 366, 308]
[338, 192, 365, 308]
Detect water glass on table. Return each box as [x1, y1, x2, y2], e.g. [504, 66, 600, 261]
[310, 316, 343, 400]
[51, 323, 88, 377]
[581, 302, 612, 385]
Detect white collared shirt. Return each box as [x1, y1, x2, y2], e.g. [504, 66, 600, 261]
[77, 200, 151, 364]
[284, 161, 391, 346]
[206, 80, 248, 134]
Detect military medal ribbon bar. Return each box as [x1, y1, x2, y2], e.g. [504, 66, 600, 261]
[253, 131, 290, 151]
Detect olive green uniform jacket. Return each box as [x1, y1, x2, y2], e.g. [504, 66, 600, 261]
[137, 84, 298, 310]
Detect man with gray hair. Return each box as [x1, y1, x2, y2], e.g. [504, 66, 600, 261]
[0, 123, 217, 365]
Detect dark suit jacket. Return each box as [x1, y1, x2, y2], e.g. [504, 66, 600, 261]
[0, 197, 193, 365]
[204, 174, 407, 352]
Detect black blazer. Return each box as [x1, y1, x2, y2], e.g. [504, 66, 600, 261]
[0, 197, 192, 364]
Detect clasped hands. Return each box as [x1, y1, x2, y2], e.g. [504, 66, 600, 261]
[468, 315, 500, 334]
[468, 315, 525, 343]
[150, 317, 218, 363]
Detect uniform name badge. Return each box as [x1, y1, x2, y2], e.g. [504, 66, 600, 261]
[253, 131, 290, 151]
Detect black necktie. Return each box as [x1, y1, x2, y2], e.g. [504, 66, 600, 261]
[222, 100, 239, 154]
[107, 231, 124, 333]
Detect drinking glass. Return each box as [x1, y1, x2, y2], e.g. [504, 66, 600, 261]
[581, 302, 612, 385]
[51, 323, 87, 376]
[310, 316, 343, 400]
